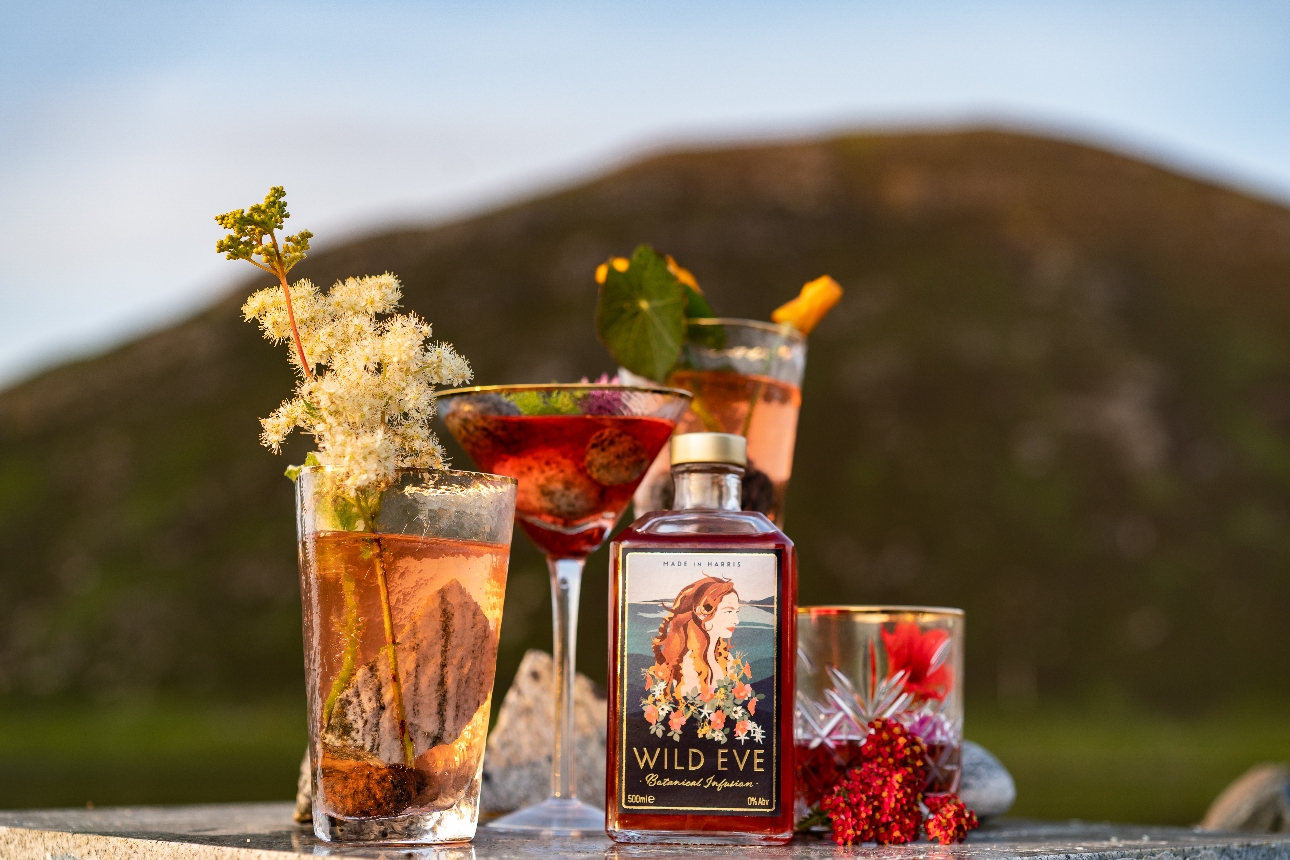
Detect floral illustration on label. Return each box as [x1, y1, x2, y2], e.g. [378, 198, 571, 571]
[641, 575, 767, 745]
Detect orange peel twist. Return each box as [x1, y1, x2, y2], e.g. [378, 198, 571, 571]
[771, 274, 843, 334]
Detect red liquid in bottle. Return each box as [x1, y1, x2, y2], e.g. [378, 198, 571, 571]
[606, 485, 797, 844]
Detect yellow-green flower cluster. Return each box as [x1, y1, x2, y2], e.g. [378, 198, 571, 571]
[243, 272, 471, 492]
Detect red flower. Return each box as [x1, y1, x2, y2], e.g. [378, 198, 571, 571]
[734, 681, 752, 699]
[818, 718, 976, 847]
[734, 720, 751, 738]
[699, 683, 715, 703]
[668, 710, 686, 732]
[644, 704, 659, 725]
[709, 710, 726, 730]
[880, 621, 953, 700]
[925, 793, 979, 844]
[747, 697, 756, 715]
[820, 719, 928, 846]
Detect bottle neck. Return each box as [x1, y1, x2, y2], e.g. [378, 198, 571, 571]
[671, 463, 743, 512]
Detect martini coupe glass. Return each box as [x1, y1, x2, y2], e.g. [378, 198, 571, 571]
[437, 383, 691, 835]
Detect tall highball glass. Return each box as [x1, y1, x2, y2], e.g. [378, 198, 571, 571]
[298, 467, 517, 844]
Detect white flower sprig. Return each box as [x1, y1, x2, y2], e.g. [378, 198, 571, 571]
[218, 188, 471, 493]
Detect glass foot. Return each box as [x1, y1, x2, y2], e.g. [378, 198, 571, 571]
[487, 796, 605, 836]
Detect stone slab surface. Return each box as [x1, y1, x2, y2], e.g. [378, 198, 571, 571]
[2, 802, 1289, 859]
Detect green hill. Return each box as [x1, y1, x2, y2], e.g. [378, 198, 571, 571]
[2, 128, 1290, 721]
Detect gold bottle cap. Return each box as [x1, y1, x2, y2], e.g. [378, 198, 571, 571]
[670, 432, 747, 467]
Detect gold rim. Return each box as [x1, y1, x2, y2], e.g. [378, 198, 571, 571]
[798, 605, 964, 617]
[687, 317, 806, 342]
[436, 382, 692, 398]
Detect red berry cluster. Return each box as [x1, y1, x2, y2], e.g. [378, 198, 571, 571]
[925, 794, 980, 844]
[818, 718, 979, 847]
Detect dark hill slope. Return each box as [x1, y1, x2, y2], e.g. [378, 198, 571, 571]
[3, 129, 1290, 709]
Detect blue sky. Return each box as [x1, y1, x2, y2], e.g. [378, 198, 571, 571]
[1, 0, 1288, 386]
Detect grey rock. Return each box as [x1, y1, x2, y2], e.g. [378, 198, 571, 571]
[961, 739, 1017, 819]
[479, 650, 607, 813]
[1202, 763, 1290, 832]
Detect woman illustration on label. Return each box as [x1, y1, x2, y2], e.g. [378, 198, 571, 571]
[652, 576, 742, 695]
[643, 576, 764, 744]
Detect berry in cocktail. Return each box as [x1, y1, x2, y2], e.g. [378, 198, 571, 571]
[444, 410, 674, 558]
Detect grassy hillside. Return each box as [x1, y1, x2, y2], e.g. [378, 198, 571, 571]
[1, 128, 1289, 726]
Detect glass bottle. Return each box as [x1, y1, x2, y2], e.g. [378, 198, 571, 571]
[606, 433, 797, 844]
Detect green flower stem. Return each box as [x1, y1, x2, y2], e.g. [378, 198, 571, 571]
[322, 563, 361, 727]
[368, 534, 416, 768]
[688, 392, 723, 432]
[796, 807, 830, 832]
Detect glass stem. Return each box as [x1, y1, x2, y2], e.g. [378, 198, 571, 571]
[547, 556, 584, 800]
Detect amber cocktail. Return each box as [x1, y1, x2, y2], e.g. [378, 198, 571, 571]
[299, 468, 517, 844]
[633, 319, 806, 525]
[438, 384, 690, 835]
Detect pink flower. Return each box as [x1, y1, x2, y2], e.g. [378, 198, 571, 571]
[709, 710, 726, 730]
[733, 682, 752, 699]
[699, 684, 715, 703]
[669, 710, 686, 732]
[644, 705, 659, 725]
[734, 720, 752, 738]
[747, 697, 756, 715]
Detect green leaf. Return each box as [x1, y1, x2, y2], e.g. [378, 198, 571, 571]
[596, 245, 687, 382]
[684, 317, 727, 354]
[511, 389, 584, 416]
[284, 451, 322, 482]
[683, 285, 715, 319]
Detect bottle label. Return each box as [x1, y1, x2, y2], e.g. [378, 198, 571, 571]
[615, 549, 782, 816]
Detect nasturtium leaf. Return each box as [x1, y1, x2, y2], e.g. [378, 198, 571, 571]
[595, 245, 688, 382]
[683, 285, 715, 320]
[683, 315, 728, 353]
